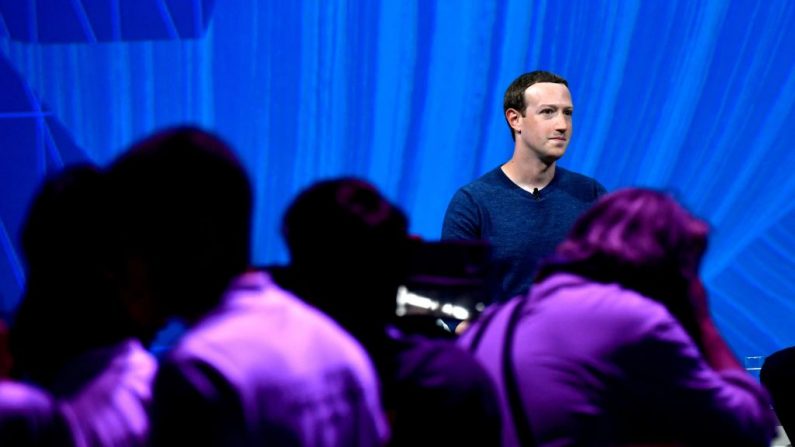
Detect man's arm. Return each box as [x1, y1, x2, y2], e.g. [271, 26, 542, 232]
[441, 189, 481, 240]
[621, 309, 776, 446]
[688, 279, 744, 372]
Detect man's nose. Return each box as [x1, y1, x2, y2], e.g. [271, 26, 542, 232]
[555, 116, 569, 132]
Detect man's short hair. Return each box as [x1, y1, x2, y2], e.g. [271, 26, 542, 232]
[108, 127, 252, 320]
[503, 70, 569, 141]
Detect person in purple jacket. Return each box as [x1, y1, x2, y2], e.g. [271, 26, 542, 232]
[460, 188, 777, 446]
[109, 128, 387, 446]
[11, 165, 156, 447]
[272, 178, 501, 446]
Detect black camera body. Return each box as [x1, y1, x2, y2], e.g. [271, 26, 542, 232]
[397, 239, 493, 328]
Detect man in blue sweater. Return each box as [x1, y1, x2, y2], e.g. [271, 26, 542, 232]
[442, 71, 606, 303]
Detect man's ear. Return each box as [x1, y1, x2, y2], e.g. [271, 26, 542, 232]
[505, 108, 522, 132]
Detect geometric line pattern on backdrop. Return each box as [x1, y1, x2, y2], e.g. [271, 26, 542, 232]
[0, 0, 216, 42]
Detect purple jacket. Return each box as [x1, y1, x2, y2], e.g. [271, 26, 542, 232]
[0, 381, 66, 445]
[460, 273, 776, 446]
[150, 271, 388, 446]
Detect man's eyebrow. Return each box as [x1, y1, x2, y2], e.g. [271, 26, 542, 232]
[535, 103, 573, 108]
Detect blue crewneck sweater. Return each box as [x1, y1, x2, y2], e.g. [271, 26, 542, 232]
[442, 166, 606, 302]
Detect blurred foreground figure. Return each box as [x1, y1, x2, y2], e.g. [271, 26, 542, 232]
[274, 178, 501, 446]
[760, 347, 795, 441]
[11, 165, 155, 446]
[0, 381, 63, 446]
[460, 188, 776, 446]
[109, 128, 386, 446]
[2, 320, 65, 446]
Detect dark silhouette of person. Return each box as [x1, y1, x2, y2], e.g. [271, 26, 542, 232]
[460, 188, 776, 447]
[108, 128, 387, 446]
[760, 347, 795, 440]
[274, 178, 501, 446]
[10, 164, 156, 446]
[1, 317, 65, 447]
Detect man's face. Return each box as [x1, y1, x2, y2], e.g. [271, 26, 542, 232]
[509, 82, 573, 164]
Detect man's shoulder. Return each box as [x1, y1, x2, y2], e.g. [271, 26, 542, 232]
[53, 339, 157, 397]
[166, 272, 371, 375]
[443, 167, 513, 234]
[0, 381, 64, 446]
[455, 166, 512, 198]
[464, 166, 507, 187]
[392, 336, 499, 408]
[531, 274, 681, 340]
[397, 338, 483, 377]
[388, 336, 501, 445]
[554, 166, 607, 197]
[556, 166, 600, 185]
[0, 380, 54, 414]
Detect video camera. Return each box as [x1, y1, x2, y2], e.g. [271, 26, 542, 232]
[395, 239, 493, 336]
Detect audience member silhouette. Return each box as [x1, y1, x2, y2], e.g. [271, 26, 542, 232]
[2, 317, 66, 446]
[0, 381, 64, 447]
[273, 178, 501, 446]
[460, 188, 776, 446]
[108, 128, 387, 446]
[10, 164, 156, 446]
[0, 319, 10, 379]
[760, 347, 795, 440]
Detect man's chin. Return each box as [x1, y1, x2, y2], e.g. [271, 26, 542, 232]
[540, 152, 565, 165]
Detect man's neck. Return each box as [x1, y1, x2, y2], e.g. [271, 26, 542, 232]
[501, 155, 556, 192]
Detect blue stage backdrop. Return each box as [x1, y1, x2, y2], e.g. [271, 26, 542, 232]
[1, 0, 795, 359]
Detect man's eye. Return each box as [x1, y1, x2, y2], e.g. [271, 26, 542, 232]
[564, 109, 573, 116]
[540, 109, 554, 114]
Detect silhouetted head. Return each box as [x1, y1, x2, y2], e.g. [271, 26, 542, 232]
[20, 165, 110, 278]
[108, 127, 252, 326]
[536, 188, 709, 344]
[13, 164, 131, 385]
[281, 178, 409, 327]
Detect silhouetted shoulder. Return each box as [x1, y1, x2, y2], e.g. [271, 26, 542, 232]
[389, 337, 502, 446]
